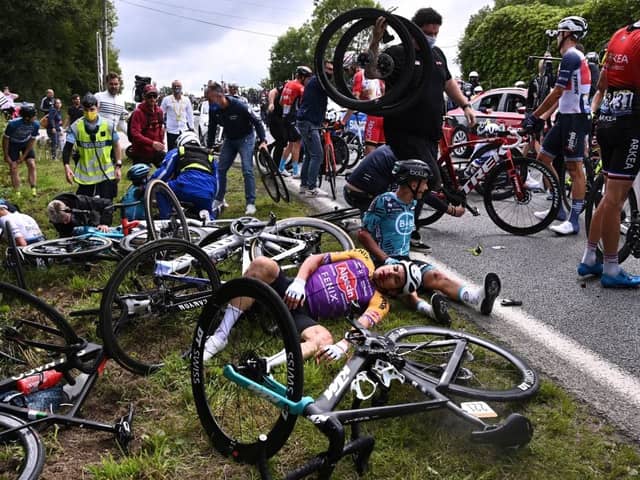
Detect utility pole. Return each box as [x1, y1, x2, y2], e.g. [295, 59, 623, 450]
[103, 0, 109, 81]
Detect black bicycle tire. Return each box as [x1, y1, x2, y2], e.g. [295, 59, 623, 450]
[338, 131, 363, 172]
[255, 148, 281, 203]
[4, 221, 26, 290]
[484, 157, 561, 236]
[0, 413, 45, 480]
[248, 217, 355, 268]
[275, 168, 290, 203]
[325, 144, 337, 200]
[99, 239, 221, 375]
[584, 174, 637, 264]
[386, 325, 539, 402]
[191, 278, 303, 463]
[143, 179, 191, 243]
[21, 236, 112, 259]
[414, 191, 447, 228]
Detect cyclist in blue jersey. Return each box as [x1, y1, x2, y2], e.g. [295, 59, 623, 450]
[359, 160, 502, 321]
[2, 103, 39, 197]
[523, 16, 592, 235]
[151, 131, 217, 219]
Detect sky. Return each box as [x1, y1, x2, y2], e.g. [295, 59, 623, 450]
[112, 0, 493, 101]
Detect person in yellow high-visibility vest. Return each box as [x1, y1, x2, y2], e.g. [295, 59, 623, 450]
[62, 93, 122, 202]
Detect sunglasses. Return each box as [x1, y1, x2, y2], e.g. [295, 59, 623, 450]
[145, 93, 158, 99]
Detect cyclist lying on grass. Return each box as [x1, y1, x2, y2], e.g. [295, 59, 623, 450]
[0, 199, 45, 245]
[358, 160, 502, 323]
[202, 247, 499, 364]
[46, 193, 114, 237]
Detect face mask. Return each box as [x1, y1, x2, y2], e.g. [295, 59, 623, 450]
[173, 87, 182, 94]
[84, 110, 98, 122]
[424, 34, 437, 48]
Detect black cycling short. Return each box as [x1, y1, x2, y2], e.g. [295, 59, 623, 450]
[343, 185, 374, 213]
[541, 113, 591, 161]
[270, 269, 317, 333]
[8, 142, 35, 162]
[385, 133, 441, 189]
[284, 118, 301, 143]
[597, 115, 640, 180]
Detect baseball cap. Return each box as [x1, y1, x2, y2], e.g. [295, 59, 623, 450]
[143, 84, 158, 96]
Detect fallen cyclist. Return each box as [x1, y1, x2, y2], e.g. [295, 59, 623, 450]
[358, 159, 502, 325]
[201, 246, 500, 363]
[46, 193, 114, 237]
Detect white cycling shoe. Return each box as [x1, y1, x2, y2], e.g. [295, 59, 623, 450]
[203, 336, 227, 362]
[550, 220, 579, 236]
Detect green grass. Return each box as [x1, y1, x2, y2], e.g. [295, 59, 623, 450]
[1, 119, 639, 478]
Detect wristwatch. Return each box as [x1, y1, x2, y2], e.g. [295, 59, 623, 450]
[115, 163, 122, 168]
[462, 103, 472, 110]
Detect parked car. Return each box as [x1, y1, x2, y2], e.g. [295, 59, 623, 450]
[444, 87, 527, 157]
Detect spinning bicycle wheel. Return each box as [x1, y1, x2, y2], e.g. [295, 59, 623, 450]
[191, 278, 303, 463]
[99, 239, 220, 375]
[143, 179, 191, 242]
[387, 325, 539, 402]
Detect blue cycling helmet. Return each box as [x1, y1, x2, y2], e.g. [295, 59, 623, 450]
[127, 163, 150, 183]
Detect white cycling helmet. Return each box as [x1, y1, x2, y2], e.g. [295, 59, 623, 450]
[556, 16, 588, 40]
[473, 85, 483, 94]
[469, 71, 479, 80]
[399, 261, 423, 295]
[514, 80, 526, 88]
[176, 130, 200, 147]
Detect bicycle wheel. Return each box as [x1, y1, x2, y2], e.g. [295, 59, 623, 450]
[249, 217, 354, 273]
[584, 174, 638, 264]
[144, 179, 191, 243]
[387, 325, 539, 402]
[325, 144, 337, 200]
[21, 236, 112, 259]
[99, 239, 221, 375]
[119, 226, 208, 253]
[484, 157, 561, 236]
[254, 148, 280, 203]
[191, 278, 303, 463]
[339, 131, 363, 172]
[414, 192, 447, 228]
[4, 221, 26, 290]
[0, 282, 80, 382]
[0, 413, 45, 480]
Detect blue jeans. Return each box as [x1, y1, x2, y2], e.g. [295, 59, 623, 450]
[47, 129, 60, 159]
[297, 120, 322, 190]
[216, 132, 256, 205]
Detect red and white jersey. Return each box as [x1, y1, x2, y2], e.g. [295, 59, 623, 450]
[279, 80, 304, 116]
[604, 23, 640, 90]
[556, 47, 591, 114]
[352, 69, 383, 101]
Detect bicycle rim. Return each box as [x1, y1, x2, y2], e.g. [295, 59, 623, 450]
[99, 239, 220, 375]
[21, 236, 112, 259]
[144, 179, 191, 243]
[119, 226, 207, 254]
[255, 150, 280, 203]
[249, 217, 354, 274]
[484, 157, 561, 235]
[0, 413, 45, 480]
[387, 326, 539, 402]
[191, 278, 303, 463]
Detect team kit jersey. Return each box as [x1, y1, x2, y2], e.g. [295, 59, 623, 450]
[555, 46, 592, 114]
[0, 213, 43, 243]
[4, 118, 39, 144]
[362, 192, 415, 258]
[279, 80, 304, 117]
[304, 249, 389, 327]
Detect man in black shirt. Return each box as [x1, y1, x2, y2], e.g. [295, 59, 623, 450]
[64, 94, 84, 129]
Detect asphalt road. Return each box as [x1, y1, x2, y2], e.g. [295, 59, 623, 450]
[282, 166, 640, 441]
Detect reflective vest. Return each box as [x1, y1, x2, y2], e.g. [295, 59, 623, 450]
[72, 118, 115, 185]
[177, 145, 215, 175]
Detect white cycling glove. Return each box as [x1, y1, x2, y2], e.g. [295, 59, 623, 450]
[285, 278, 306, 304]
[321, 343, 347, 361]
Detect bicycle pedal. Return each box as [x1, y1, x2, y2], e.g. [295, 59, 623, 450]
[115, 404, 135, 453]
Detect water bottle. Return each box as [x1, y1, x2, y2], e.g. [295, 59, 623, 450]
[16, 370, 64, 395]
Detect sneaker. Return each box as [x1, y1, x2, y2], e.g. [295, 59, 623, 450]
[601, 269, 640, 288]
[430, 293, 451, 326]
[279, 169, 291, 177]
[480, 273, 501, 315]
[305, 188, 329, 198]
[245, 204, 257, 215]
[550, 220, 579, 236]
[202, 335, 228, 362]
[577, 262, 603, 277]
[534, 209, 567, 222]
[292, 172, 301, 179]
[31, 187, 37, 197]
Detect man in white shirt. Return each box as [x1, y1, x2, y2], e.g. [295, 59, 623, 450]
[95, 72, 127, 133]
[161, 79, 194, 151]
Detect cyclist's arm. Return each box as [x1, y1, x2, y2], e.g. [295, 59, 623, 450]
[293, 253, 325, 282]
[532, 86, 563, 119]
[359, 290, 390, 328]
[267, 88, 278, 112]
[591, 68, 607, 113]
[151, 151, 177, 181]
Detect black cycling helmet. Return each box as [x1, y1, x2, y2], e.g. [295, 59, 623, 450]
[19, 103, 36, 119]
[295, 66, 313, 78]
[81, 93, 98, 108]
[392, 160, 433, 185]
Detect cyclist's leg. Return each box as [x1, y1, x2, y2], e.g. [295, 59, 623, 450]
[8, 144, 21, 191]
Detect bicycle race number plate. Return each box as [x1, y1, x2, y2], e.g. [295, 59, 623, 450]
[460, 401, 498, 418]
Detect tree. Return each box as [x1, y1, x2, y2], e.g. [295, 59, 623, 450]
[268, 0, 380, 84]
[0, 0, 120, 104]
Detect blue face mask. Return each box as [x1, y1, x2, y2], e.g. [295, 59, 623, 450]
[424, 34, 437, 48]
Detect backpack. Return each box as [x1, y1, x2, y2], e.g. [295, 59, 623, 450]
[126, 108, 164, 144]
[133, 75, 152, 103]
[120, 184, 146, 220]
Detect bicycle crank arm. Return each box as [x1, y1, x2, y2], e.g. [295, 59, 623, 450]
[466, 204, 480, 216]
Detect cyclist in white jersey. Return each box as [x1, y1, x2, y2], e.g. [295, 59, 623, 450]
[0, 201, 44, 246]
[522, 16, 591, 236]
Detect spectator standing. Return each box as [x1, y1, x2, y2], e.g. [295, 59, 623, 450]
[39, 89, 54, 113]
[2, 103, 39, 197]
[160, 79, 194, 151]
[95, 72, 127, 133]
[207, 81, 267, 215]
[128, 84, 165, 167]
[47, 98, 63, 160]
[64, 94, 84, 129]
[296, 61, 333, 198]
[1, 87, 19, 117]
[62, 94, 122, 205]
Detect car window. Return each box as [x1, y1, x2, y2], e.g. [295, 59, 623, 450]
[477, 94, 501, 112]
[505, 94, 526, 113]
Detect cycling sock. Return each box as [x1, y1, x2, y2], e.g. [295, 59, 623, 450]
[278, 158, 287, 171]
[569, 200, 583, 229]
[416, 300, 434, 318]
[581, 241, 598, 265]
[212, 304, 243, 342]
[292, 162, 300, 176]
[603, 254, 620, 277]
[458, 285, 482, 308]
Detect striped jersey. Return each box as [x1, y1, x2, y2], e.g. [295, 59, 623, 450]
[556, 47, 591, 114]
